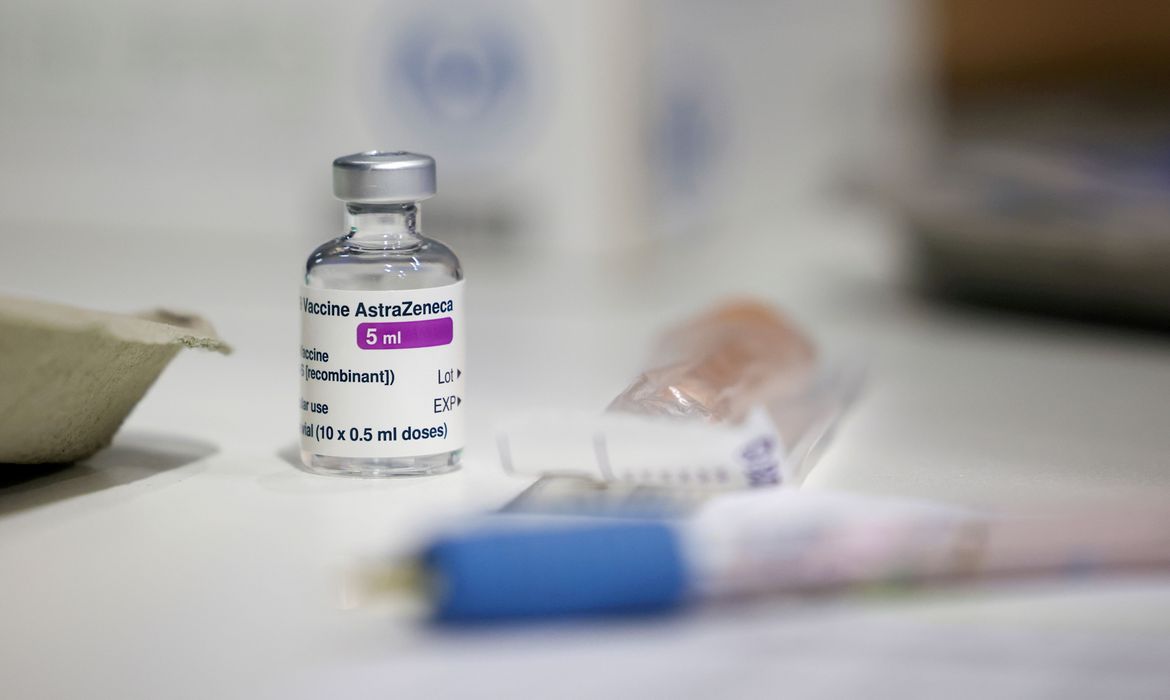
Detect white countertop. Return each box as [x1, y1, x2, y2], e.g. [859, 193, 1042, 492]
[3, 204, 1170, 698]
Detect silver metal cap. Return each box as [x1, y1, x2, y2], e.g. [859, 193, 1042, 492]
[332, 151, 437, 203]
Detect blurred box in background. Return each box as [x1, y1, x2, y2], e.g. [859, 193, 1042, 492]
[357, 0, 655, 250]
[935, 0, 1170, 104]
[0, 0, 917, 254]
[889, 0, 1170, 324]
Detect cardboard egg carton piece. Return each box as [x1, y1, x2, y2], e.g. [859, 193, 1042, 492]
[0, 295, 230, 464]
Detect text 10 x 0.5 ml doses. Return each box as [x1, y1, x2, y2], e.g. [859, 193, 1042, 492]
[299, 151, 464, 477]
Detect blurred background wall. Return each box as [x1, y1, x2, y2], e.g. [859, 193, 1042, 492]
[4, 0, 1169, 323]
[0, 0, 920, 254]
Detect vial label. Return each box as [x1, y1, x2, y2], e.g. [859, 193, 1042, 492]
[299, 281, 465, 458]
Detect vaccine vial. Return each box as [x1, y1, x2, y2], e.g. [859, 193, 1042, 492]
[299, 151, 464, 477]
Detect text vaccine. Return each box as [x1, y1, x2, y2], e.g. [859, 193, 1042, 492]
[300, 151, 464, 477]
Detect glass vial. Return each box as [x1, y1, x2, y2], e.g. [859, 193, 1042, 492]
[299, 151, 464, 477]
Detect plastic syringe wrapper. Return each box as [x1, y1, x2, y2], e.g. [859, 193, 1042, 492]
[498, 301, 863, 489]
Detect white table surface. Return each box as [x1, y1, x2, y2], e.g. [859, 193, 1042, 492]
[3, 204, 1170, 698]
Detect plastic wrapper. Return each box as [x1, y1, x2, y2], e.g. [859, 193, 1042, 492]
[498, 300, 862, 490]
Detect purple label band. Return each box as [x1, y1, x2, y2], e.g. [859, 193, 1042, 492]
[357, 318, 453, 350]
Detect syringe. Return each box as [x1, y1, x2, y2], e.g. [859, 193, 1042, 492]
[410, 490, 1170, 621]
